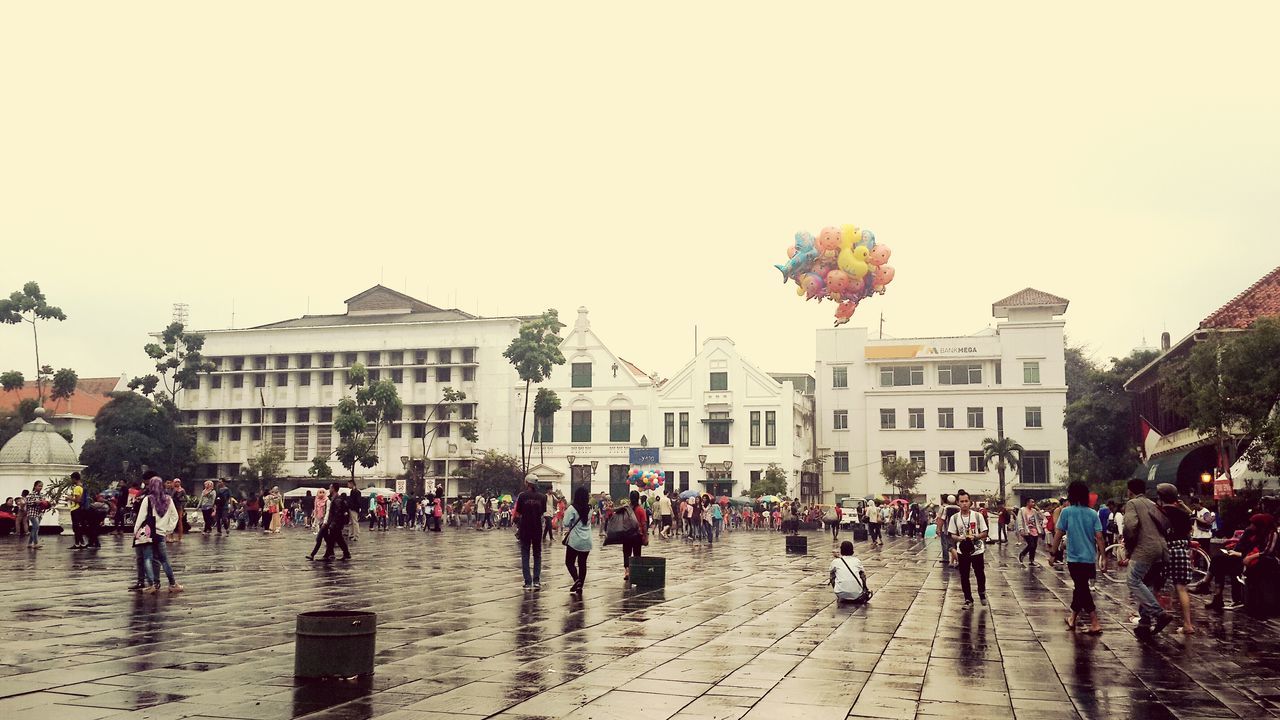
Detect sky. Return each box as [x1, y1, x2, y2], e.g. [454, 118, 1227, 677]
[2, 3, 1278, 385]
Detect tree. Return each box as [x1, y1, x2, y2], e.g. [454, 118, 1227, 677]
[982, 435, 1024, 503]
[79, 392, 198, 484]
[1063, 346, 1158, 487]
[333, 363, 402, 483]
[0, 282, 67, 405]
[308, 456, 334, 479]
[750, 463, 789, 496]
[0, 398, 40, 449]
[128, 322, 216, 401]
[412, 387, 474, 486]
[503, 310, 565, 473]
[1, 370, 23, 393]
[453, 449, 524, 498]
[881, 457, 924, 499]
[1161, 335, 1234, 483]
[1217, 317, 1280, 478]
[244, 445, 287, 494]
[532, 388, 561, 465]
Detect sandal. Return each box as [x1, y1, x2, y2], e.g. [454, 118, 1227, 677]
[1065, 617, 1076, 631]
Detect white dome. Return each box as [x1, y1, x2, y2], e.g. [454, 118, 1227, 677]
[0, 411, 79, 465]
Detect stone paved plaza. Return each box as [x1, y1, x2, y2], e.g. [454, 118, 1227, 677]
[2, 526, 1279, 720]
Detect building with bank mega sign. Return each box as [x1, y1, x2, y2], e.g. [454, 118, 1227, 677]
[814, 288, 1069, 506]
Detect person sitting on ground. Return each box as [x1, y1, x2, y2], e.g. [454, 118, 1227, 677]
[829, 541, 872, 605]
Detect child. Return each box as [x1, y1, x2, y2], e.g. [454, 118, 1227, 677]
[829, 541, 872, 605]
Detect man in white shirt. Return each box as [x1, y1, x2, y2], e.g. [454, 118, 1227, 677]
[1189, 497, 1215, 541]
[829, 541, 871, 604]
[947, 489, 989, 607]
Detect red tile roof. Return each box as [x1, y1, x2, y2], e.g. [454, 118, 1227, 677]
[992, 288, 1070, 309]
[0, 377, 123, 418]
[1200, 266, 1280, 330]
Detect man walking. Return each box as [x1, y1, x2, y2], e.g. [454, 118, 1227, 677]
[319, 482, 351, 561]
[347, 480, 361, 541]
[514, 476, 547, 589]
[1123, 478, 1174, 638]
[947, 489, 989, 607]
[69, 472, 88, 549]
[657, 492, 673, 539]
[213, 479, 232, 534]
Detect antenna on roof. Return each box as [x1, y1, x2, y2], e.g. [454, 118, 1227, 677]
[172, 303, 189, 326]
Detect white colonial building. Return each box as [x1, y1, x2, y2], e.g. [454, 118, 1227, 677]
[815, 288, 1069, 505]
[176, 286, 531, 496]
[530, 309, 818, 500]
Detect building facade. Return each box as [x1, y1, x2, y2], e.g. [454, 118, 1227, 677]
[815, 288, 1070, 505]
[176, 286, 528, 496]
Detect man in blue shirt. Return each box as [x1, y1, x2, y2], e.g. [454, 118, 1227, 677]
[1050, 480, 1105, 634]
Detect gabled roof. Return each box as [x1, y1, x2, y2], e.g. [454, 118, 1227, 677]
[991, 288, 1069, 317]
[0, 376, 125, 418]
[1200, 266, 1280, 330]
[344, 284, 441, 313]
[616, 357, 652, 381]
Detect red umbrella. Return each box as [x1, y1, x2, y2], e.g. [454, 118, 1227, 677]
[717, 496, 730, 504]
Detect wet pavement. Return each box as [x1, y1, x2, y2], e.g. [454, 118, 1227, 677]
[1, 526, 1278, 720]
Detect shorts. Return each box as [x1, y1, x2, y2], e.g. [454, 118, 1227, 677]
[1165, 540, 1193, 586]
[662, 515, 673, 528]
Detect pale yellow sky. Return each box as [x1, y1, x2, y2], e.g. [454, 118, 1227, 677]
[2, 3, 1278, 383]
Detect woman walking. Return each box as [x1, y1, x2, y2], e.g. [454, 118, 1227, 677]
[265, 487, 284, 534]
[563, 487, 593, 596]
[1157, 483, 1198, 635]
[168, 479, 188, 543]
[199, 481, 216, 533]
[25, 482, 47, 548]
[1018, 497, 1045, 567]
[134, 473, 183, 594]
[621, 490, 648, 581]
[1050, 481, 1103, 634]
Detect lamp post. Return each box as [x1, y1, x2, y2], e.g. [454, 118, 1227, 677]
[698, 454, 708, 495]
[401, 456, 411, 495]
[567, 454, 576, 497]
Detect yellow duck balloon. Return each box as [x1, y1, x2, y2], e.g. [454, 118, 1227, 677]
[838, 228, 870, 279]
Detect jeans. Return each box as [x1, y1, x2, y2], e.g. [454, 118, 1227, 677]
[1068, 562, 1096, 613]
[957, 553, 986, 601]
[565, 547, 588, 590]
[141, 540, 176, 587]
[868, 523, 882, 543]
[27, 515, 41, 544]
[1019, 535, 1039, 563]
[520, 536, 542, 585]
[713, 518, 722, 540]
[703, 520, 714, 545]
[1127, 558, 1164, 627]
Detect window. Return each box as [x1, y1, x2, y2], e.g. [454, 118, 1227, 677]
[966, 407, 984, 428]
[298, 355, 312, 369]
[765, 411, 776, 446]
[709, 372, 728, 391]
[460, 404, 474, 420]
[664, 413, 675, 447]
[233, 374, 244, 388]
[679, 471, 689, 493]
[320, 408, 333, 423]
[879, 365, 924, 387]
[462, 348, 475, 363]
[969, 451, 985, 473]
[1023, 361, 1041, 384]
[249, 409, 261, 424]
[939, 451, 955, 473]
[251, 427, 262, 441]
[435, 367, 451, 382]
[609, 410, 631, 442]
[253, 356, 267, 370]
[881, 450, 897, 465]
[438, 349, 452, 364]
[230, 410, 242, 424]
[708, 411, 730, 445]
[388, 423, 401, 439]
[275, 355, 289, 369]
[832, 366, 848, 388]
[271, 426, 286, 448]
[1025, 406, 1042, 428]
[293, 429, 308, 461]
[1022, 451, 1050, 483]
[435, 422, 450, 439]
[909, 451, 925, 470]
[534, 414, 554, 443]
[571, 362, 592, 388]
[571, 411, 592, 442]
[462, 367, 475, 381]
[207, 427, 220, 442]
[679, 413, 689, 447]
[413, 369, 427, 383]
[385, 369, 400, 384]
[750, 470, 761, 488]
[297, 408, 310, 423]
[834, 451, 850, 473]
[368, 369, 380, 382]
[343, 353, 357, 367]
[833, 410, 848, 430]
[232, 357, 245, 371]
[317, 429, 331, 455]
[275, 372, 289, 386]
[995, 361, 1002, 385]
[299, 371, 311, 387]
[229, 427, 241, 441]
[274, 409, 287, 423]
[938, 407, 954, 429]
[750, 411, 761, 446]
[254, 373, 266, 388]
[413, 405, 427, 421]
[938, 363, 982, 385]
[908, 408, 924, 429]
[322, 371, 334, 385]
[210, 375, 222, 389]
[880, 408, 896, 429]
[322, 354, 334, 368]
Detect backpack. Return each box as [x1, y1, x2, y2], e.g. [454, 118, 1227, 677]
[603, 507, 640, 546]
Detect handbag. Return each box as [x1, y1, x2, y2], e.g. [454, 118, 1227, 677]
[132, 500, 156, 546]
[604, 507, 639, 546]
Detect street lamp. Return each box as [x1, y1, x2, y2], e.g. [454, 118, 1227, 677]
[698, 454, 707, 468]
[590, 459, 599, 474]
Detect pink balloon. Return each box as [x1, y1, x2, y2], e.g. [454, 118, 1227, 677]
[868, 244, 891, 266]
[816, 227, 842, 253]
[825, 269, 853, 295]
[878, 265, 896, 285]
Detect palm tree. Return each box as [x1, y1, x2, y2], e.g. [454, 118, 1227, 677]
[982, 436, 1024, 503]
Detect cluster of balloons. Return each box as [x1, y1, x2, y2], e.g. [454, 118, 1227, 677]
[628, 467, 665, 491]
[774, 224, 896, 326]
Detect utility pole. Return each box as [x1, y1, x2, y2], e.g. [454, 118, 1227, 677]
[879, 313, 885, 339]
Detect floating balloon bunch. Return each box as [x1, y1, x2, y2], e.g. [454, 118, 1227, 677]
[774, 224, 895, 326]
[628, 467, 665, 491]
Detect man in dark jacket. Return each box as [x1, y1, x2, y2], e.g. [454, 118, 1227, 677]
[322, 483, 351, 561]
[514, 476, 547, 590]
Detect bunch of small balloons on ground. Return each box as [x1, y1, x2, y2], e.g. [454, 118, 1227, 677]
[774, 224, 896, 326]
[628, 467, 665, 491]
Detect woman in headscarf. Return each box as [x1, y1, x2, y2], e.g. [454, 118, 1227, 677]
[563, 487, 593, 596]
[306, 488, 330, 561]
[266, 487, 284, 534]
[199, 480, 216, 533]
[134, 473, 182, 594]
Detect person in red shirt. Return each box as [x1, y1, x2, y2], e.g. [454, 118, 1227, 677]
[622, 490, 648, 582]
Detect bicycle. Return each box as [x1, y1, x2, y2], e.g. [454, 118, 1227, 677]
[1099, 541, 1210, 587]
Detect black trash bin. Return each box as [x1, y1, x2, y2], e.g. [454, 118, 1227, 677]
[852, 523, 868, 542]
[295, 611, 377, 678]
[785, 535, 808, 554]
[631, 556, 666, 589]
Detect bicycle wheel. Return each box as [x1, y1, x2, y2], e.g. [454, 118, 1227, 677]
[1101, 543, 1128, 583]
[1189, 547, 1211, 587]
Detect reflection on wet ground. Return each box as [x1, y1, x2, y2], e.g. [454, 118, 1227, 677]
[1, 527, 1277, 719]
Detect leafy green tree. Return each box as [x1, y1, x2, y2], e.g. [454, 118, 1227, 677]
[1, 370, 23, 393]
[128, 322, 216, 401]
[0, 398, 40, 448]
[1217, 317, 1280, 480]
[1160, 334, 1234, 483]
[982, 435, 1024, 503]
[334, 363, 402, 483]
[503, 310, 565, 473]
[881, 457, 924, 499]
[51, 368, 77, 405]
[244, 444, 287, 495]
[308, 456, 334, 479]
[1063, 346, 1158, 487]
[453, 449, 524, 497]
[750, 463, 789, 496]
[0, 282, 67, 404]
[532, 388, 561, 465]
[79, 392, 198, 484]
